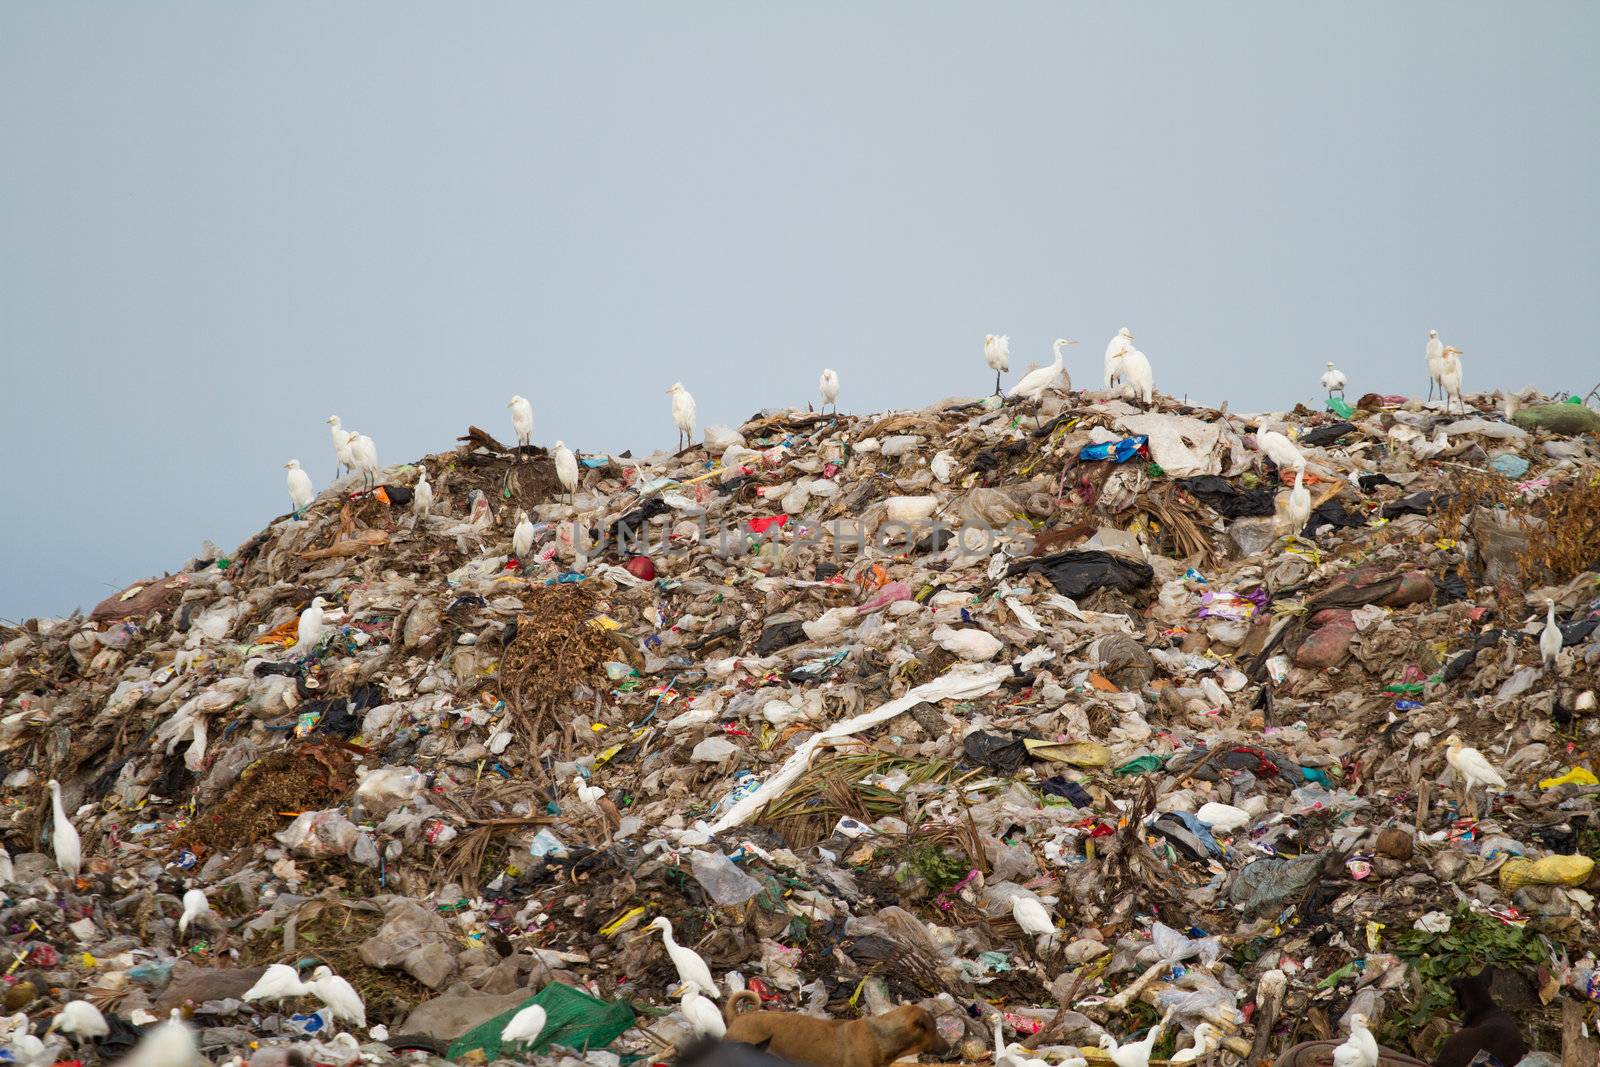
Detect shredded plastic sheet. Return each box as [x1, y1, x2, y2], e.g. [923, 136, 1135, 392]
[710, 664, 1011, 831]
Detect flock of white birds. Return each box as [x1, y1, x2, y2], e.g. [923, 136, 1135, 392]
[283, 328, 1468, 523]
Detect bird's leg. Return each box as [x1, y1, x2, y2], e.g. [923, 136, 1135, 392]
[994, 370, 1002, 396]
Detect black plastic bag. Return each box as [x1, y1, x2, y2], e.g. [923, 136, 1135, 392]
[755, 620, 807, 655]
[963, 730, 1030, 773]
[1007, 550, 1154, 598]
[1298, 422, 1357, 446]
[1177, 476, 1276, 518]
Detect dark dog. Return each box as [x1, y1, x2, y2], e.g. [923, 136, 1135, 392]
[721, 991, 947, 1067]
[1433, 968, 1526, 1067]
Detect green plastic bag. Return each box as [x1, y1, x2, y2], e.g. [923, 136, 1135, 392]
[446, 982, 635, 1061]
[1114, 754, 1166, 776]
[1325, 396, 1355, 419]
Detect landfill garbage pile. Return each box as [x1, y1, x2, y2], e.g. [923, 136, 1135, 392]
[3, 381, 1600, 1067]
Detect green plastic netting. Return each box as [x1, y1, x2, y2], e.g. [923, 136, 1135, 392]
[446, 982, 636, 1062]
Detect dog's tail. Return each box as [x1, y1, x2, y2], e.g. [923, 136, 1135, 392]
[722, 989, 761, 1024]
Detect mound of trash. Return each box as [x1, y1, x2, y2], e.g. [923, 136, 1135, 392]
[3, 384, 1599, 1067]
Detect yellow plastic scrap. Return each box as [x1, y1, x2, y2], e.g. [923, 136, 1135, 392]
[1023, 738, 1112, 768]
[1538, 767, 1598, 789]
[1498, 854, 1595, 890]
[599, 907, 648, 937]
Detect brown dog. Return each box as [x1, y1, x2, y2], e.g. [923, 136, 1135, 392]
[720, 991, 947, 1067]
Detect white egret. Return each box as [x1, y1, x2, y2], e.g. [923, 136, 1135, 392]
[508, 395, 534, 455]
[1286, 466, 1311, 538]
[1330, 1012, 1378, 1067]
[1010, 895, 1056, 950]
[1117, 345, 1154, 406]
[643, 916, 717, 997]
[47, 1000, 109, 1041]
[1425, 330, 1445, 401]
[1256, 426, 1306, 471]
[284, 460, 314, 520]
[984, 334, 1011, 395]
[512, 510, 534, 561]
[500, 1003, 548, 1046]
[818, 368, 840, 414]
[243, 963, 307, 1004]
[1445, 734, 1507, 816]
[306, 965, 366, 1027]
[1009, 339, 1074, 403]
[572, 775, 605, 808]
[120, 1010, 197, 1067]
[325, 416, 355, 477]
[0, 845, 12, 885]
[667, 383, 697, 451]
[1320, 361, 1347, 399]
[1104, 327, 1134, 388]
[678, 986, 726, 1039]
[1169, 1023, 1221, 1064]
[552, 441, 578, 503]
[1008, 339, 1076, 426]
[293, 596, 330, 655]
[1440, 346, 1464, 413]
[412, 468, 434, 520]
[350, 434, 380, 490]
[177, 887, 210, 936]
[48, 779, 81, 879]
[1099, 1012, 1168, 1067]
[1540, 600, 1562, 671]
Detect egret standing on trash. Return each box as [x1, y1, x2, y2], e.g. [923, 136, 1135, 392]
[1445, 735, 1507, 815]
[284, 460, 313, 518]
[305, 965, 365, 1028]
[1540, 600, 1562, 671]
[177, 887, 210, 936]
[1440, 346, 1465, 413]
[1320, 361, 1347, 399]
[45, 1000, 108, 1043]
[1116, 343, 1155, 406]
[667, 382, 697, 451]
[642, 916, 718, 997]
[47, 780, 80, 880]
[326, 415, 355, 476]
[1286, 466, 1311, 539]
[350, 433, 380, 490]
[1104, 327, 1134, 389]
[294, 596, 331, 655]
[1008, 339, 1075, 423]
[818, 368, 839, 414]
[512, 510, 534, 561]
[412, 468, 433, 519]
[552, 441, 578, 503]
[1010, 895, 1056, 952]
[508, 395, 533, 455]
[1426, 329, 1446, 401]
[1257, 425, 1306, 471]
[984, 333, 1010, 395]
[500, 1003, 547, 1047]
[243, 964, 307, 1004]
[1331, 1012, 1378, 1067]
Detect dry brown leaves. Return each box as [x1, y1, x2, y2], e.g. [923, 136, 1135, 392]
[1432, 468, 1600, 583]
[187, 740, 357, 850]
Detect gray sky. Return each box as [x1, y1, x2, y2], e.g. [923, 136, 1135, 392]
[2, 3, 1597, 621]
